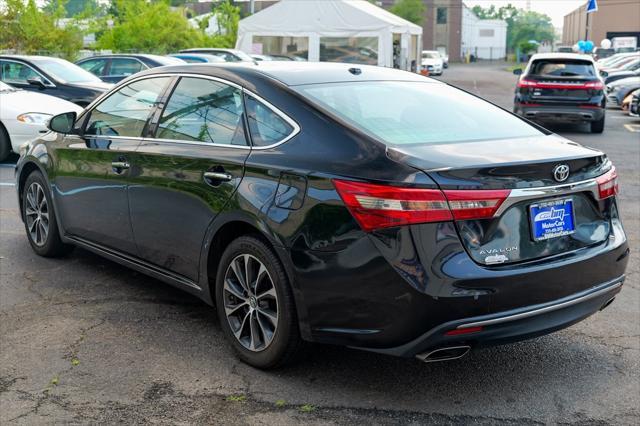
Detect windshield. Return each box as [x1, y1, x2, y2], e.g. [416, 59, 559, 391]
[296, 81, 542, 145]
[530, 60, 596, 77]
[31, 58, 102, 83]
[422, 52, 439, 59]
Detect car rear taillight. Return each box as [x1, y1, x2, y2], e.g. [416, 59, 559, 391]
[584, 80, 604, 90]
[517, 79, 538, 88]
[596, 167, 619, 199]
[333, 180, 511, 231]
[332, 180, 452, 231]
[444, 189, 511, 220]
[517, 79, 604, 90]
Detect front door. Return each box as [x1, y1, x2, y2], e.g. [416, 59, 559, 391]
[53, 76, 172, 254]
[128, 76, 250, 282]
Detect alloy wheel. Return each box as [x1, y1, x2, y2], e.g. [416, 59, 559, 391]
[25, 182, 49, 247]
[223, 254, 279, 352]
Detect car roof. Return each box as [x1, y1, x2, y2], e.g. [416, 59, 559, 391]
[0, 55, 68, 62]
[529, 53, 595, 62]
[137, 61, 436, 87]
[76, 54, 163, 61]
[180, 48, 240, 53]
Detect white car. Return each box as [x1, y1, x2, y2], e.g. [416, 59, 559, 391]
[421, 50, 444, 76]
[0, 81, 82, 161]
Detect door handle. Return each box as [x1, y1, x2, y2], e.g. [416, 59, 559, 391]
[111, 161, 130, 174]
[203, 171, 233, 182]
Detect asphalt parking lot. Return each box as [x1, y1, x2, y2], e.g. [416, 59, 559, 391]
[1, 62, 638, 425]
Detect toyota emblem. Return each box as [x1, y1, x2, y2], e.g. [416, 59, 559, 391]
[553, 164, 570, 182]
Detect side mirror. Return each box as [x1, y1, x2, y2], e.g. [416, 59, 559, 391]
[600, 70, 608, 77]
[47, 111, 77, 134]
[27, 77, 47, 89]
[512, 68, 523, 75]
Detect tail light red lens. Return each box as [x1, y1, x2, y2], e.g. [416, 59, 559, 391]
[596, 167, 619, 199]
[517, 79, 604, 90]
[333, 180, 511, 232]
[444, 189, 511, 220]
[332, 180, 452, 231]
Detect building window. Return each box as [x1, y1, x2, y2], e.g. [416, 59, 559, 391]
[479, 29, 495, 37]
[437, 7, 447, 24]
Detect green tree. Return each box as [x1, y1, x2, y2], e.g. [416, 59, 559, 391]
[203, 0, 241, 48]
[470, 4, 553, 52]
[95, 0, 204, 54]
[0, 0, 83, 60]
[43, 0, 103, 18]
[390, 0, 425, 26]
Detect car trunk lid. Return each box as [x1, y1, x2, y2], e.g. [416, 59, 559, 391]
[386, 135, 613, 266]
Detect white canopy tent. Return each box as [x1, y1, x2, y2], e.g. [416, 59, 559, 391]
[236, 0, 423, 70]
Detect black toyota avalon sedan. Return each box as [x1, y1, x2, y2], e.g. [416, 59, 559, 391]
[15, 62, 628, 368]
[513, 53, 606, 133]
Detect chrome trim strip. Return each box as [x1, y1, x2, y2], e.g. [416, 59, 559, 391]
[494, 177, 600, 216]
[456, 278, 623, 329]
[79, 72, 300, 150]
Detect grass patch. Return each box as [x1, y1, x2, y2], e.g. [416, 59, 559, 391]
[71, 358, 80, 366]
[275, 399, 286, 408]
[299, 404, 316, 413]
[226, 394, 246, 403]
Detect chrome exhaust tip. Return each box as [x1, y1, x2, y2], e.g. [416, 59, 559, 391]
[415, 345, 471, 363]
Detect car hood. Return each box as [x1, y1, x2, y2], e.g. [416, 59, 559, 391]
[609, 77, 640, 89]
[0, 89, 82, 119]
[67, 81, 113, 91]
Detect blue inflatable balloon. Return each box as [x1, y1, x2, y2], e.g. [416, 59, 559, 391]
[584, 40, 594, 52]
[577, 40, 586, 51]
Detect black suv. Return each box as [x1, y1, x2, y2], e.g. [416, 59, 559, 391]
[0, 55, 111, 106]
[513, 53, 606, 133]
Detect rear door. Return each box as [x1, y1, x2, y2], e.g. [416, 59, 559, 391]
[128, 76, 249, 282]
[54, 76, 172, 254]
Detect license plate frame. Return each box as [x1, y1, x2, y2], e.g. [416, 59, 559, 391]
[529, 197, 576, 242]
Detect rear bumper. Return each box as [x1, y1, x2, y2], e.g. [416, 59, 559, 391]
[358, 276, 624, 358]
[516, 105, 604, 122]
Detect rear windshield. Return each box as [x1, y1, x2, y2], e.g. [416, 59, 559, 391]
[529, 60, 596, 77]
[296, 81, 542, 146]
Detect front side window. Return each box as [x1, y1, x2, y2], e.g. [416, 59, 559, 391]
[78, 59, 107, 76]
[156, 77, 246, 146]
[245, 95, 295, 147]
[109, 58, 144, 77]
[84, 77, 170, 138]
[296, 81, 542, 146]
[0, 61, 44, 84]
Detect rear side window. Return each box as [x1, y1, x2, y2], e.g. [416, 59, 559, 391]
[245, 95, 295, 147]
[85, 77, 170, 138]
[156, 77, 247, 146]
[529, 60, 596, 77]
[296, 81, 542, 146]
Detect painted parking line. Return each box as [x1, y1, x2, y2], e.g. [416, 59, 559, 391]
[0, 164, 16, 168]
[624, 124, 640, 132]
[0, 182, 15, 186]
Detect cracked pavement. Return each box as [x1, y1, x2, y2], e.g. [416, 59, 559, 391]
[1, 62, 639, 425]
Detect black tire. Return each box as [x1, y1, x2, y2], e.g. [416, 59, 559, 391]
[591, 115, 605, 133]
[215, 235, 303, 369]
[22, 170, 73, 257]
[0, 124, 10, 162]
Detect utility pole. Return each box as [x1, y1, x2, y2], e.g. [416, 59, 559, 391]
[250, 0, 255, 14]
